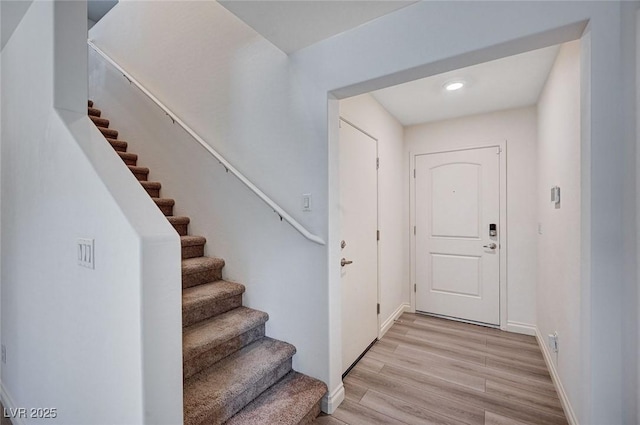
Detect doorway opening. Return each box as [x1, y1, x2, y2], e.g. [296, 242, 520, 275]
[337, 39, 582, 378]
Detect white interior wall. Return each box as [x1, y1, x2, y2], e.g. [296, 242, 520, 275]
[1, 2, 182, 424]
[536, 40, 582, 422]
[339, 94, 409, 332]
[404, 107, 538, 330]
[87, 0, 636, 419]
[88, 1, 329, 386]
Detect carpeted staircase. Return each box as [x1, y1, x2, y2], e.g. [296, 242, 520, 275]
[88, 100, 327, 425]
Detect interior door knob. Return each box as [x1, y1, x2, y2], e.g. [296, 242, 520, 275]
[483, 243, 497, 250]
[341, 258, 353, 267]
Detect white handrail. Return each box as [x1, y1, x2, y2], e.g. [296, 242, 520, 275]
[88, 40, 325, 245]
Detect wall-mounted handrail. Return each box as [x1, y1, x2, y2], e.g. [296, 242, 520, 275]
[88, 40, 325, 245]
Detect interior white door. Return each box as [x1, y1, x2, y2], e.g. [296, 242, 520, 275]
[415, 146, 500, 325]
[340, 119, 378, 374]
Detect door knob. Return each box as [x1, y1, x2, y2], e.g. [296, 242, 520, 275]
[341, 258, 353, 267]
[483, 243, 497, 250]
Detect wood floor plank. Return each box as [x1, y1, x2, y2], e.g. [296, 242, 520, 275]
[485, 411, 532, 425]
[384, 332, 487, 365]
[409, 313, 491, 334]
[486, 380, 564, 415]
[485, 357, 552, 382]
[356, 356, 385, 373]
[331, 399, 408, 425]
[367, 347, 486, 391]
[313, 414, 348, 425]
[403, 326, 488, 352]
[347, 368, 485, 425]
[397, 316, 488, 344]
[485, 327, 539, 344]
[360, 389, 472, 425]
[343, 378, 369, 403]
[375, 338, 399, 352]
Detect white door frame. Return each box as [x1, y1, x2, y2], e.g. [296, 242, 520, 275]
[409, 140, 508, 330]
[339, 117, 381, 363]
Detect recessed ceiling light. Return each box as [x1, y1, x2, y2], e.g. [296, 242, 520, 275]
[444, 81, 465, 91]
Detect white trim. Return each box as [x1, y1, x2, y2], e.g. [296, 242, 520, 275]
[409, 141, 508, 329]
[506, 321, 537, 336]
[321, 382, 345, 414]
[87, 40, 325, 246]
[1, 381, 25, 425]
[379, 303, 411, 338]
[535, 327, 579, 425]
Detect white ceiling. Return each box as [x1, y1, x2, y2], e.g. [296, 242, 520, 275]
[371, 45, 561, 126]
[218, 0, 417, 54]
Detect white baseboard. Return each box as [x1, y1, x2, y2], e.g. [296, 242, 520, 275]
[534, 327, 578, 425]
[506, 320, 537, 336]
[321, 382, 344, 415]
[380, 303, 411, 338]
[1, 381, 25, 425]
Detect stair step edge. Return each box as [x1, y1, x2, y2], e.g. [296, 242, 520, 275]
[182, 280, 245, 309]
[183, 307, 269, 361]
[226, 372, 327, 425]
[181, 235, 207, 247]
[182, 257, 225, 275]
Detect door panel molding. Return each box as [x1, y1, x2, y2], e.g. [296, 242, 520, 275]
[409, 141, 507, 330]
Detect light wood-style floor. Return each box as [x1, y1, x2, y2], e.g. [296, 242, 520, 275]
[315, 313, 568, 425]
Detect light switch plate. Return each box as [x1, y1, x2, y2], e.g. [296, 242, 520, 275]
[78, 238, 95, 269]
[302, 194, 312, 212]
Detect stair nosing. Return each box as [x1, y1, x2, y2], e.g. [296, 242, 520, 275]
[182, 256, 224, 275]
[181, 235, 206, 247]
[183, 307, 269, 361]
[182, 280, 245, 309]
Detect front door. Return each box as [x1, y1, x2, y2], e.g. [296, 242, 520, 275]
[339, 118, 378, 373]
[415, 146, 500, 325]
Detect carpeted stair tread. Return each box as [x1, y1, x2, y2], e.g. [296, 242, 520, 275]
[152, 197, 175, 206]
[182, 256, 225, 288]
[167, 215, 190, 236]
[183, 306, 268, 362]
[184, 337, 296, 425]
[128, 165, 149, 181]
[117, 151, 138, 165]
[168, 215, 190, 225]
[153, 198, 175, 216]
[107, 138, 127, 152]
[181, 235, 206, 259]
[181, 235, 206, 247]
[226, 372, 328, 425]
[90, 115, 110, 128]
[88, 107, 101, 117]
[140, 181, 161, 197]
[182, 280, 245, 327]
[98, 126, 118, 139]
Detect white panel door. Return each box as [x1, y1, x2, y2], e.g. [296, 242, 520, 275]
[415, 147, 500, 325]
[340, 119, 378, 373]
